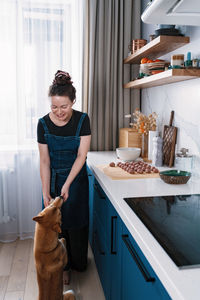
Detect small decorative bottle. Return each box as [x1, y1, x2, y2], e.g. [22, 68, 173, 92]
[152, 136, 163, 167]
[148, 130, 158, 161]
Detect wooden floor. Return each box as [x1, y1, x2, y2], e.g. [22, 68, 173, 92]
[0, 239, 105, 300]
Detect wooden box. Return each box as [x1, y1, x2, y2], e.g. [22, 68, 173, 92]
[119, 128, 142, 149]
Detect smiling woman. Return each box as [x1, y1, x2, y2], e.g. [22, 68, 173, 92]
[0, 0, 84, 242]
[37, 70, 91, 284]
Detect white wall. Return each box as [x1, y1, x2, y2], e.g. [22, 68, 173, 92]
[141, 0, 200, 174]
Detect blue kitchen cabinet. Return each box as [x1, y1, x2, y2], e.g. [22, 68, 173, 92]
[121, 224, 171, 300]
[87, 166, 95, 246]
[93, 211, 111, 299]
[93, 181, 110, 234]
[88, 168, 171, 300]
[88, 167, 111, 298]
[91, 178, 122, 300]
[92, 180, 111, 299]
[108, 203, 122, 300]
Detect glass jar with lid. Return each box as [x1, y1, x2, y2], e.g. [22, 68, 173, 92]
[171, 54, 184, 68]
[175, 148, 193, 173]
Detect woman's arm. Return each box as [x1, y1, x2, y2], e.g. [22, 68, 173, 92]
[61, 135, 91, 201]
[38, 143, 51, 207]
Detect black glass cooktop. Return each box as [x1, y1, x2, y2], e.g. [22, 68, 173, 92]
[124, 194, 200, 268]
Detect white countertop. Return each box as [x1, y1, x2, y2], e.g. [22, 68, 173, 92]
[87, 151, 200, 300]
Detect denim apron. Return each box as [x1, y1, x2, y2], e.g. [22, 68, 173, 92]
[39, 113, 89, 229]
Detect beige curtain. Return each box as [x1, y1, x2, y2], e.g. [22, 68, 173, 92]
[83, 0, 141, 150]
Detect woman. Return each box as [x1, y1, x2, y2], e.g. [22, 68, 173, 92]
[37, 70, 91, 284]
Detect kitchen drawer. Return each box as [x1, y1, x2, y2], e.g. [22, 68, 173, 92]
[121, 225, 171, 300]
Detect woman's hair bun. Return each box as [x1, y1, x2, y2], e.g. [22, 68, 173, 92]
[53, 70, 73, 86]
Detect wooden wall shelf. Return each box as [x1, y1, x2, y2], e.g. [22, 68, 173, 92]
[124, 69, 200, 89]
[124, 36, 190, 65]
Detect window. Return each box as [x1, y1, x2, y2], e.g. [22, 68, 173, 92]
[0, 0, 83, 150]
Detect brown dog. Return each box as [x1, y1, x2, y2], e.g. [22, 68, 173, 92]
[33, 196, 75, 300]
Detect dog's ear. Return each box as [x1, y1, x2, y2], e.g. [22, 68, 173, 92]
[52, 223, 61, 233]
[32, 215, 44, 223]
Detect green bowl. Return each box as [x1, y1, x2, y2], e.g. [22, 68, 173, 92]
[159, 170, 191, 184]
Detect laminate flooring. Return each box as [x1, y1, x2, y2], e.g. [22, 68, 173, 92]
[0, 239, 105, 300]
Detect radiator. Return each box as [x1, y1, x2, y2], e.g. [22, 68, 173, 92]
[0, 168, 13, 224]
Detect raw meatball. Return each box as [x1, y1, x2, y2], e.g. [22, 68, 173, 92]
[129, 170, 135, 174]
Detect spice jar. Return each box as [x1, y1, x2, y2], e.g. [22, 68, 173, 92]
[171, 54, 184, 68]
[192, 59, 199, 68]
[175, 148, 193, 173]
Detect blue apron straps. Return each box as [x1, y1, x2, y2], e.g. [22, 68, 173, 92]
[40, 113, 86, 137]
[39, 117, 49, 134]
[75, 113, 87, 137]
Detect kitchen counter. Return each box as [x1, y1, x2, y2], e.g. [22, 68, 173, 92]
[87, 151, 200, 300]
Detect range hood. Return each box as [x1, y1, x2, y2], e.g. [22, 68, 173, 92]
[141, 0, 200, 26]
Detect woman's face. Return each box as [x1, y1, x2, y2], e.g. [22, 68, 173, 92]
[51, 95, 73, 121]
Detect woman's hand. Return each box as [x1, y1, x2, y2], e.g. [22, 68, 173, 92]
[61, 183, 70, 202]
[43, 194, 52, 207]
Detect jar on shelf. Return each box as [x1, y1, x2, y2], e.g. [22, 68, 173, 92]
[128, 39, 147, 54]
[192, 59, 199, 68]
[171, 54, 184, 68]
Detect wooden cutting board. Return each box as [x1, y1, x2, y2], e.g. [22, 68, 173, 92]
[96, 165, 160, 180]
[162, 111, 177, 167]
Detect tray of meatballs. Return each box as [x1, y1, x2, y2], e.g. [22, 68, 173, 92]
[115, 161, 159, 175]
[97, 160, 160, 180]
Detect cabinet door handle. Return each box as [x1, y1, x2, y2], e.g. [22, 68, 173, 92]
[93, 183, 105, 199]
[122, 235, 155, 282]
[111, 216, 117, 254]
[94, 231, 105, 255]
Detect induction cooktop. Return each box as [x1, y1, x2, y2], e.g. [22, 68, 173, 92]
[124, 194, 200, 268]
